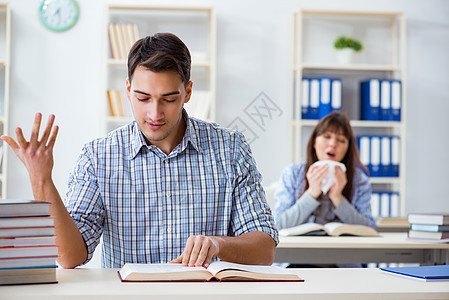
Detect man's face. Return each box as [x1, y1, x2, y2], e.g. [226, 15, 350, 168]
[126, 66, 192, 153]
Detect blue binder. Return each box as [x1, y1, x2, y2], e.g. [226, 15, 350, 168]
[380, 135, 391, 177]
[360, 79, 380, 120]
[331, 78, 342, 113]
[380, 191, 390, 217]
[309, 78, 320, 119]
[357, 135, 371, 176]
[380, 79, 392, 121]
[318, 77, 332, 119]
[391, 135, 400, 177]
[370, 135, 381, 177]
[390, 191, 400, 217]
[390, 79, 402, 121]
[301, 77, 311, 119]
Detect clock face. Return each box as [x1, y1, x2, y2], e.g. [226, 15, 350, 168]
[39, 0, 79, 32]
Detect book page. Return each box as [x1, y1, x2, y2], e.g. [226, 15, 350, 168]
[206, 261, 302, 281]
[278, 222, 326, 236]
[119, 263, 212, 281]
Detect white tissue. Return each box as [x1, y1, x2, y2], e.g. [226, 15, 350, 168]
[312, 160, 347, 194]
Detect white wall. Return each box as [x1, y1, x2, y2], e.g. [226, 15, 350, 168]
[7, 0, 449, 217]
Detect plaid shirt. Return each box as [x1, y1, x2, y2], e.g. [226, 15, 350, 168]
[65, 113, 278, 268]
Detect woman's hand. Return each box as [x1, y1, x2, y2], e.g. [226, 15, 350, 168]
[328, 166, 347, 206]
[306, 164, 328, 199]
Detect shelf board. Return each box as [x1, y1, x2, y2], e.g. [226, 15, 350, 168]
[105, 116, 134, 123]
[296, 119, 403, 128]
[107, 58, 210, 68]
[108, 5, 213, 13]
[300, 9, 403, 18]
[369, 177, 401, 184]
[298, 63, 401, 72]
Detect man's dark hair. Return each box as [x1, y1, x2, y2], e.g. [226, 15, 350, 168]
[127, 33, 191, 86]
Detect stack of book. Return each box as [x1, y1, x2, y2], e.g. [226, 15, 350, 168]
[0, 200, 58, 285]
[407, 212, 449, 242]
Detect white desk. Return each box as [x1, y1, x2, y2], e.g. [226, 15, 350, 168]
[275, 232, 449, 265]
[2, 268, 449, 299]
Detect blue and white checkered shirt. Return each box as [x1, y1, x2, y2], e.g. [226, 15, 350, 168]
[65, 113, 278, 268]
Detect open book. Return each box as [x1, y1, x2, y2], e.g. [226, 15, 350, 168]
[118, 261, 303, 282]
[279, 222, 379, 237]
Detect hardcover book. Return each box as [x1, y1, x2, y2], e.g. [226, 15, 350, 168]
[408, 213, 449, 225]
[118, 261, 303, 282]
[278, 222, 379, 237]
[0, 200, 50, 218]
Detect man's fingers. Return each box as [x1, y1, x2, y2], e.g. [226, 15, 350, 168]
[15, 127, 29, 149]
[40, 114, 55, 146]
[0, 135, 19, 152]
[29, 113, 42, 144]
[181, 237, 194, 266]
[203, 249, 215, 268]
[169, 255, 182, 264]
[46, 125, 59, 151]
[187, 239, 203, 267]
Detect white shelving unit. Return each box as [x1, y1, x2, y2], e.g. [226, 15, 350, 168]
[103, 5, 216, 134]
[292, 10, 406, 216]
[0, 4, 10, 199]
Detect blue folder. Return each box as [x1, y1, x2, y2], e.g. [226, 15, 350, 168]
[380, 265, 449, 281]
[318, 77, 332, 119]
[360, 79, 380, 120]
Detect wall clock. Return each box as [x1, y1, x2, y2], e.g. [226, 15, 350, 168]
[38, 0, 79, 32]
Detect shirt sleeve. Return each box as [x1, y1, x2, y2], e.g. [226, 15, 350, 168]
[229, 132, 279, 245]
[273, 164, 320, 229]
[333, 169, 377, 229]
[64, 144, 104, 265]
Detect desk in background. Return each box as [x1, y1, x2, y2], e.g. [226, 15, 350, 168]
[2, 268, 449, 300]
[376, 217, 410, 232]
[275, 232, 449, 265]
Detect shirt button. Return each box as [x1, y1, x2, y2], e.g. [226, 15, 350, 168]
[167, 227, 172, 233]
[166, 192, 171, 197]
[164, 159, 169, 164]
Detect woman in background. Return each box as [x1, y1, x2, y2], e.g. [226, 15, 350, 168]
[274, 111, 376, 231]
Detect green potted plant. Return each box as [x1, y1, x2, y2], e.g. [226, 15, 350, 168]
[333, 36, 363, 64]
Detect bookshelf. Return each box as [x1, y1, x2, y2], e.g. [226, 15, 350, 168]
[0, 4, 10, 199]
[292, 10, 406, 216]
[103, 5, 217, 134]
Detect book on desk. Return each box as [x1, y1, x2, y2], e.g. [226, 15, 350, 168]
[380, 265, 449, 281]
[407, 212, 449, 241]
[278, 222, 379, 237]
[118, 261, 303, 282]
[0, 200, 57, 286]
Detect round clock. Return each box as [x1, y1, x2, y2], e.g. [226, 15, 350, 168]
[38, 0, 79, 32]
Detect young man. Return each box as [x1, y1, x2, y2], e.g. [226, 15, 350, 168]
[1, 33, 278, 268]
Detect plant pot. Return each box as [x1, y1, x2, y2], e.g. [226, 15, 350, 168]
[336, 48, 353, 65]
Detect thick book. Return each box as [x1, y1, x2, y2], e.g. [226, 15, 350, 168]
[408, 213, 449, 225]
[0, 257, 58, 269]
[0, 200, 50, 217]
[0, 267, 57, 285]
[0, 227, 55, 238]
[0, 245, 58, 259]
[380, 265, 449, 281]
[118, 261, 303, 282]
[0, 236, 56, 247]
[410, 224, 449, 232]
[278, 222, 379, 237]
[408, 230, 449, 240]
[0, 216, 54, 228]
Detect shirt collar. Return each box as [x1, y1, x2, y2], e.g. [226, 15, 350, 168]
[128, 109, 202, 160]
